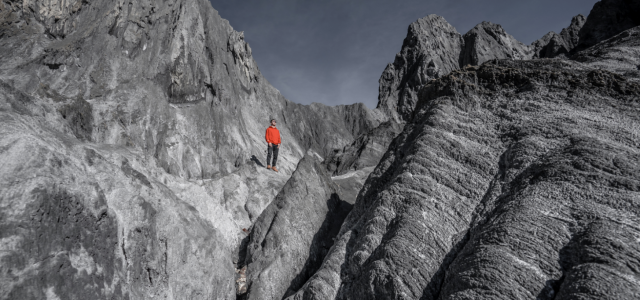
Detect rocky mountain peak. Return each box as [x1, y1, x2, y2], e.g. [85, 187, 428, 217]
[460, 21, 532, 66]
[575, 0, 640, 51]
[377, 14, 463, 123]
[531, 14, 586, 59]
[561, 14, 587, 49]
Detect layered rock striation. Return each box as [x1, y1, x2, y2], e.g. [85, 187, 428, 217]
[289, 57, 640, 300]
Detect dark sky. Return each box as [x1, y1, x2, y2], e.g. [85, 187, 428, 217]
[209, 0, 598, 109]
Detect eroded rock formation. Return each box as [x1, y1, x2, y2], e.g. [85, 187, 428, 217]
[2, 0, 640, 299]
[575, 0, 640, 51]
[460, 21, 533, 66]
[289, 58, 640, 300]
[0, 0, 381, 298]
[243, 154, 352, 300]
[377, 15, 464, 124]
[532, 15, 586, 58]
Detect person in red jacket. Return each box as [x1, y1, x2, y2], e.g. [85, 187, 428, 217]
[265, 119, 281, 172]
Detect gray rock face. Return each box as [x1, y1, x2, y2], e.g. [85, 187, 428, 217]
[288, 56, 640, 299]
[0, 93, 236, 299]
[377, 15, 464, 123]
[3, 0, 640, 299]
[532, 15, 586, 59]
[460, 21, 533, 66]
[0, 0, 379, 181]
[575, 0, 640, 51]
[0, 0, 382, 298]
[244, 154, 352, 300]
[325, 121, 404, 177]
[560, 14, 587, 51]
[324, 121, 404, 204]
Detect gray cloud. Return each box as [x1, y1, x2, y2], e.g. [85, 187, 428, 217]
[210, 0, 598, 108]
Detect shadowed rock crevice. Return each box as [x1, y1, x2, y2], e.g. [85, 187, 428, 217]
[243, 155, 353, 300]
[282, 195, 352, 298]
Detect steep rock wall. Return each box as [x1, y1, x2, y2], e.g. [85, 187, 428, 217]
[288, 58, 640, 299]
[575, 0, 640, 51]
[0, 0, 380, 180]
[0, 0, 383, 298]
[376, 15, 464, 124]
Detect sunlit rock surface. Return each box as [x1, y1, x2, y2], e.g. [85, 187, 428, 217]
[0, 0, 382, 298]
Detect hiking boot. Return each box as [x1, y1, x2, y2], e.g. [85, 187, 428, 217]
[267, 165, 271, 169]
[272, 166, 279, 172]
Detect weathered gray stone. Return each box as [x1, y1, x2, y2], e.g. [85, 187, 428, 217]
[560, 14, 587, 51]
[244, 154, 352, 300]
[575, 0, 640, 52]
[3, 0, 640, 299]
[0, 98, 236, 299]
[288, 58, 640, 300]
[324, 121, 404, 204]
[460, 21, 533, 66]
[0, 0, 383, 298]
[377, 15, 464, 123]
[325, 121, 404, 177]
[532, 15, 586, 59]
[0, 0, 380, 180]
[573, 26, 640, 82]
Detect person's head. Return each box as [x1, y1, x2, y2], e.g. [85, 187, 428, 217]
[270, 119, 276, 126]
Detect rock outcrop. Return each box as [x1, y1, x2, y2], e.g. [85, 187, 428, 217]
[532, 15, 586, 58]
[0, 103, 236, 299]
[575, 0, 640, 51]
[2, 0, 640, 299]
[0, 0, 381, 298]
[325, 121, 404, 177]
[573, 26, 640, 82]
[460, 21, 533, 66]
[377, 15, 464, 123]
[288, 56, 640, 300]
[0, 0, 380, 179]
[243, 154, 352, 300]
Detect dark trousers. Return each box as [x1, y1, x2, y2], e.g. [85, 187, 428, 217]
[267, 144, 279, 167]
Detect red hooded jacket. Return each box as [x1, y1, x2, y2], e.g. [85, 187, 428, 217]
[265, 126, 281, 145]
